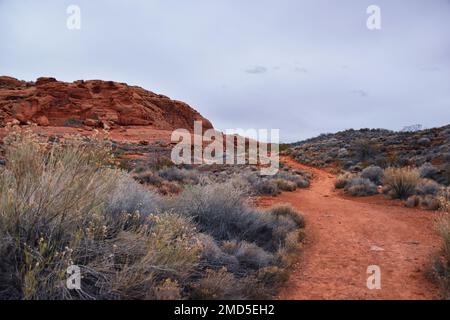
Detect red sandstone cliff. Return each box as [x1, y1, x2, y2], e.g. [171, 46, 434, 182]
[0, 76, 213, 133]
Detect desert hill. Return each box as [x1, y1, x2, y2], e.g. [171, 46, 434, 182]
[289, 126, 450, 172]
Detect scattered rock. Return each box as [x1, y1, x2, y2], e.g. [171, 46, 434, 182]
[84, 119, 99, 127]
[7, 119, 20, 126]
[35, 115, 49, 126]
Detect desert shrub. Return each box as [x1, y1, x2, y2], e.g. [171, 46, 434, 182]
[417, 137, 431, 146]
[106, 213, 201, 300]
[433, 216, 450, 298]
[438, 187, 450, 213]
[221, 241, 274, 270]
[0, 131, 204, 300]
[106, 173, 161, 217]
[133, 170, 163, 186]
[158, 181, 183, 195]
[405, 195, 420, 208]
[383, 167, 420, 199]
[419, 195, 440, 211]
[419, 163, 438, 179]
[415, 179, 441, 196]
[274, 179, 297, 192]
[441, 164, 450, 186]
[169, 182, 301, 252]
[345, 177, 378, 196]
[132, 156, 174, 172]
[0, 131, 306, 300]
[275, 172, 310, 188]
[294, 177, 310, 188]
[190, 268, 244, 300]
[360, 165, 384, 185]
[353, 139, 377, 161]
[335, 172, 355, 189]
[268, 204, 305, 229]
[198, 234, 240, 272]
[253, 179, 280, 196]
[158, 167, 199, 184]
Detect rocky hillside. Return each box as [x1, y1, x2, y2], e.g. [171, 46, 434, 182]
[289, 126, 450, 171]
[0, 76, 212, 134]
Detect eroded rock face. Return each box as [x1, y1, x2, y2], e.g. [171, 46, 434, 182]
[0, 76, 213, 132]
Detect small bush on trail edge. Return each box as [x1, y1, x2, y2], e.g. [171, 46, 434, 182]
[335, 172, 356, 189]
[274, 179, 297, 192]
[360, 165, 384, 185]
[383, 167, 420, 199]
[345, 177, 378, 196]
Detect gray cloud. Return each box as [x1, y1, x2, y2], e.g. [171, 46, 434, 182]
[351, 90, 369, 98]
[420, 66, 441, 72]
[245, 66, 268, 74]
[1, 0, 449, 142]
[294, 67, 308, 73]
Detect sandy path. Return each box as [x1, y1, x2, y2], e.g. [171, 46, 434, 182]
[258, 156, 442, 300]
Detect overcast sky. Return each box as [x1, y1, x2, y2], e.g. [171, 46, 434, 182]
[1, 0, 449, 142]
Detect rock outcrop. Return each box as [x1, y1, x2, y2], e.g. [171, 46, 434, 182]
[0, 76, 213, 132]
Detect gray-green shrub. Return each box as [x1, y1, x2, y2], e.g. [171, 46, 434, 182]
[345, 177, 378, 196]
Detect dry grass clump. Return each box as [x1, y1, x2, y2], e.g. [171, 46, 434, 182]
[383, 167, 420, 199]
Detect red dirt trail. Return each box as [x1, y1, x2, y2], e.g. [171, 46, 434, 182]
[258, 156, 442, 300]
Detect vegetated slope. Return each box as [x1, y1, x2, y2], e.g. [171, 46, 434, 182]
[0, 132, 306, 300]
[289, 126, 450, 171]
[258, 156, 442, 300]
[0, 75, 212, 141]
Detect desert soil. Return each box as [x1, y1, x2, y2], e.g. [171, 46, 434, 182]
[258, 156, 443, 300]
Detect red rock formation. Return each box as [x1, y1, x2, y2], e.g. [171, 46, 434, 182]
[0, 76, 213, 133]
